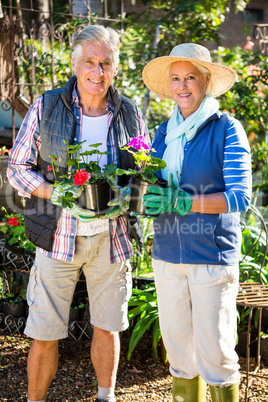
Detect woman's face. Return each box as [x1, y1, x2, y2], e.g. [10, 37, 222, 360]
[169, 61, 210, 119]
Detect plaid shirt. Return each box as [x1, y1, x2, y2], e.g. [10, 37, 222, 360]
[7, 85, 149, 263]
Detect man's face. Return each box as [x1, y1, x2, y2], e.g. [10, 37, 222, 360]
[72, 42, 118, 100]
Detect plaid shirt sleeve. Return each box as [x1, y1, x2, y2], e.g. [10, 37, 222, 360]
[7, 96, 45, 197]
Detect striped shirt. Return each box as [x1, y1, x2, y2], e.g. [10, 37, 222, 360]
[7, 85, 149, 263]
[221, 118, 251, 213]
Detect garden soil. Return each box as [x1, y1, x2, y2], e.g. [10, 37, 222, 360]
[0, 331, 268, 401]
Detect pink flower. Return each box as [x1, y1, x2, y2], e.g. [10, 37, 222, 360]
[127, 136, 150, 151]
[73, 169, 91, 186]
[8, 217, 20, 226]
[47, 165, 52, 172]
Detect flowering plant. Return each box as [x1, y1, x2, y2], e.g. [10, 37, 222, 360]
[49, 141, 117, 208]
[0, 207, 36, 252]
[116, 136, 166, 184]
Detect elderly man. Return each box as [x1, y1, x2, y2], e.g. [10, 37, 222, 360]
[7, 25, 149, 402]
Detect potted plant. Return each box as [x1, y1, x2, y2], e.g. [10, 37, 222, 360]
[1, 294, 27, 319]
[49, 141, 117, 215]
[0, 207, 36, 254]
[116, 136, 167, 214]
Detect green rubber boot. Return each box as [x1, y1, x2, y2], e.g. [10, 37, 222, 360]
[172, 375, 207, 402]
[209, 383, 239, 402]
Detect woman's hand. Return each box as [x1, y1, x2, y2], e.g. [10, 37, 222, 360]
[143, 173, 192, 216]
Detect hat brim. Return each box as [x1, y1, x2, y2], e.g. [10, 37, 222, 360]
[142, 56, 237, 98]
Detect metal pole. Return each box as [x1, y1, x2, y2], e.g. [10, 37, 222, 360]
[142, 21, 160, 116]
[49, 0, 55, 89]
[9, 0, 15, 144]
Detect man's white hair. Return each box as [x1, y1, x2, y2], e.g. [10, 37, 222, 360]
[72, 25, 120, 66]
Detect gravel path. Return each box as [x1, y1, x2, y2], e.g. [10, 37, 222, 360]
[0, 332, 268, 401]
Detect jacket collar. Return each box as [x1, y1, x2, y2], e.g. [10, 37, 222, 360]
[160, 111, 222, 136]
[60, 75, 116, 115]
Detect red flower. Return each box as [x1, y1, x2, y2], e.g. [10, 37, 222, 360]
[8, 217, 20, 226]
[47, 165, 52, 172]
[73, 169, 91, 186]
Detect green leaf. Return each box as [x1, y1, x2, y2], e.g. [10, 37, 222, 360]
[127, 314, 157, 360]
[58, 191, 76, 209]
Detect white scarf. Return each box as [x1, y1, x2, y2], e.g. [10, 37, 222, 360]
[161, 95, 219, 187]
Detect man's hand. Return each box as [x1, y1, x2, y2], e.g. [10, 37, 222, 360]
[51, 183, 82, 207]
[142, 173, 192, 216]
[67, 203, 98, 222]
[104, 186, 131, 219]
[51, 183, 98, 221]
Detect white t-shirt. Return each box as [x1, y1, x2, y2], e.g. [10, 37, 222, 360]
[76, 114, 109, 236]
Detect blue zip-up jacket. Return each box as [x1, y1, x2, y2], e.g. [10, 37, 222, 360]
[151, 111, 251, 265]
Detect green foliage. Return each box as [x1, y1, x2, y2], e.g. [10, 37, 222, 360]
[116, 149, 166, 184]
[237, 205, 268, 337]
[6, 295, 24, 304]
[251, 141, 268, 193]
[236, 306, 250, 333]
[0, 273, 7, 300]
[61, 141, 117, 183]
[128, 283, 161, 361]
[128, 217, 160, 361]
[50, 141, 117, 208]
[214, 46, 268, 137]
[116, 0, 248, 136]
[0, 207, 36, 252]
[70, 302, 85, 310]
[240, 206, 268, 283]
[18, 41, 72, 96]
[131, 217, 154, 278]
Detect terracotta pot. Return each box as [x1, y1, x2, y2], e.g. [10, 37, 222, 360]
[129, 177, 167, 215]
[78, 180, 111, 215]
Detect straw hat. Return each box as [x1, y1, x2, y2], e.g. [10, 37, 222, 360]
[142, 43, 237, 98]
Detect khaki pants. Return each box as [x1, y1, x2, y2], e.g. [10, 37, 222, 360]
[153, 259, 240, 387]
[25, 232, 132, 340]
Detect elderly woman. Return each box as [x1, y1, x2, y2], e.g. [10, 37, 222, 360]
[142, 43, 252, 401]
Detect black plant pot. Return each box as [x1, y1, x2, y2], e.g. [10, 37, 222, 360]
[5, 242, 26, 256]
[2, 296, 27, 318]
[235, 330, 257, 358]
[78, 180, 111, 216]
[68, 306, 83, 341]
[262, 309, 268, 331]
[69, 307, 82, 322]
[129, 177, 167, 215]
[260, 337, 268, 364]
[132, 276, 154, 289]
